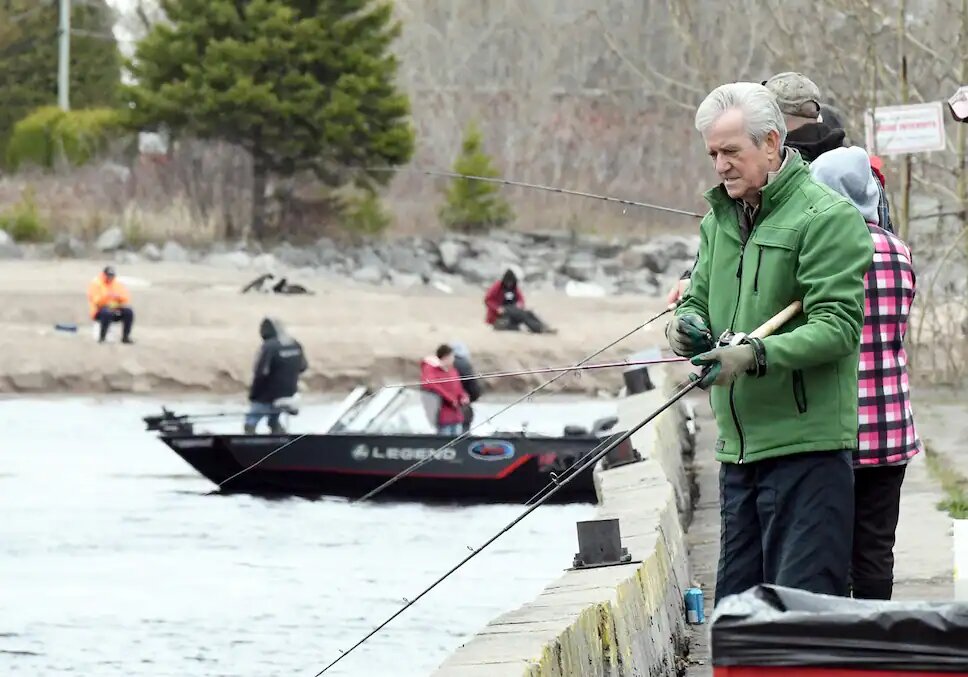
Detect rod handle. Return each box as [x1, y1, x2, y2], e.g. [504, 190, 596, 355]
[749, 301, 802, 340]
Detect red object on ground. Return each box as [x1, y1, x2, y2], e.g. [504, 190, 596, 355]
[716, 669, 968, 676]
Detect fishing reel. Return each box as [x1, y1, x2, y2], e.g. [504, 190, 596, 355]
[715, 330, 768, 378]
[716, 330, 750, 348]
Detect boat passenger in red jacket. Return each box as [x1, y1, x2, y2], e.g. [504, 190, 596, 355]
[484, 267, 556, 334]
[420, 344, 469, 436]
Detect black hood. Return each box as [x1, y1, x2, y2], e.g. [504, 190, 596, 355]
[501, 268, 518, 289]
[259, 317, 293, 345]
[786, 123, 846, 162]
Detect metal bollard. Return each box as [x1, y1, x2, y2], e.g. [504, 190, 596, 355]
[571, 518, 633, 570]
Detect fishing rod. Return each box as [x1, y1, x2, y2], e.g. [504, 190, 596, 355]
[312, 371, 704, 676]
[352, 306, 674, 503]
[384, 355, 688, 389]
[365, 166, 706, 219]
[311, 300, 803, 675]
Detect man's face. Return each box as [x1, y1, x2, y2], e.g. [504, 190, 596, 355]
[703, 108, 780, 203]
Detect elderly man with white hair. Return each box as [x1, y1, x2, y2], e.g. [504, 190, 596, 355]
[667, 82, 873, 604]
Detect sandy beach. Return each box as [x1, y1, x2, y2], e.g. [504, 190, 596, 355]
[0, 260, 671, 397]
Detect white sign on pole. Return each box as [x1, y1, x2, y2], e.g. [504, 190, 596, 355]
[864, 101, 946, 156]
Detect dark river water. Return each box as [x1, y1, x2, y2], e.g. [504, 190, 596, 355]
[0, 396, 612, 676]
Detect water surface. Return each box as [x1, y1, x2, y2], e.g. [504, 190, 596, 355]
[0, 396, 613, 676]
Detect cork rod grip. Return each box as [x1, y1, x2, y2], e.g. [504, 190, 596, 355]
[749, 301, 803, 340]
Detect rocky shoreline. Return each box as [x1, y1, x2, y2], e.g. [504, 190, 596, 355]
[0, 226, 699, 297]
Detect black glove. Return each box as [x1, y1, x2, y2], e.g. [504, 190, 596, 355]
[665, 314, 713, 357]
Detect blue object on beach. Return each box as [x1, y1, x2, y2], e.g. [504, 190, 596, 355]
[54, 323, 78, 333]
[685, 587, 705, 624]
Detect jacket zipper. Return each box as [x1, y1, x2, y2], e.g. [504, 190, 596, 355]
[753, 248, 763, 295]
[792, 369, 808, 414]
[729, 240, 747, 463]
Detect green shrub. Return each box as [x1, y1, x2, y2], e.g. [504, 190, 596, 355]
[337, 187, 392, 236]
[0, 187, 49, 242]
[438, 121, 513, 233]
[6, 106, 125, 170]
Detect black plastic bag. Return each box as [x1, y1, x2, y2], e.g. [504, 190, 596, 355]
[712, 585, 968, 671]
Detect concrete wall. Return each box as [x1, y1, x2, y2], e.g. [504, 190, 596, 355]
[432, 367, 694, 676]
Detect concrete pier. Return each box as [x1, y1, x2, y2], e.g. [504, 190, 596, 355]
[433, 368, 695, 676]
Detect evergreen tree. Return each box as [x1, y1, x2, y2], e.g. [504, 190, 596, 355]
[439, 122, 513, 233]
[123, 0, 415, 240]
[0, 0, 122, 163]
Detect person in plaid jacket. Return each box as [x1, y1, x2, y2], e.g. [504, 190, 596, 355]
[811, 146, 923, 601]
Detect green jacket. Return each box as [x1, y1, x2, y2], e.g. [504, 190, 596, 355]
[677, 152, 873, 464]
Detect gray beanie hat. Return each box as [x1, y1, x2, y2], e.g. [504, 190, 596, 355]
[809, 146, 880, 224]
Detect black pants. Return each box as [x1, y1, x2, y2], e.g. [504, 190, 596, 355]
[95, 306, 134, 341]
[494, 305, 547, 333]
[460, 403, 474, 434]
[851, 464, 907, 600]
[716, 450, 854, 606]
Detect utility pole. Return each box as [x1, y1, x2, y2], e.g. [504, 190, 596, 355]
[57, 0, 71, 111]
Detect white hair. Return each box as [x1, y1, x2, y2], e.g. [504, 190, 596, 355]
[695, 82, 787, 147]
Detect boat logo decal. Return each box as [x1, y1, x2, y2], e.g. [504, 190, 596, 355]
[468, 440, 515, 461]
[350, 443, 458, 463]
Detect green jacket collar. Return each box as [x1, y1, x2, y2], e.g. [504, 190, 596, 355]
[703, 148, 810, 226]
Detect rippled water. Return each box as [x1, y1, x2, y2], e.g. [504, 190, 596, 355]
[0, 396, 613, 676]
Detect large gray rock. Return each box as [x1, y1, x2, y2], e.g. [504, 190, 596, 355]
[272, 242, 320, 268]
[161, 241, 190, 263]
[95, 226, 125, 252]
[352, 266, 385, 284]
[437, 240, 466, 272]
[389, 271, 424, 288]
[21, 243, 55, 260]
[205, 251, 252, 268]
[621, 243, 670, 274]
[251, 253, 279, 271]
[382, 243, 434, 279]
[139, 243, 162, 262]
[118, 251, 143, 265]
[353, 246, 384, 270]
[561, 254, 598, 281]
[0, 230, 21, 259]
[455, 255, 506, 284]
[473, 237, 519, 264]
[618, 270, 661, 295]
[53, 233, 87, 258]
[653, 234, 699, 262]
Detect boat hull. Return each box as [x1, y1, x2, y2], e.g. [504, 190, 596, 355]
[159, 432, 605, 503]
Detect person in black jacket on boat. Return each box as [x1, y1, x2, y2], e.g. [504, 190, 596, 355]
[245, 317, 308, 434]
[450, 342, 481, 433]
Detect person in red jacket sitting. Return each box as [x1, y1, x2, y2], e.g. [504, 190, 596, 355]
[484, 267, 556, 334]
[420, 344, 470, 436]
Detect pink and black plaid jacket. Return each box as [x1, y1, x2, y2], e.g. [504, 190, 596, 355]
[855, 224, 922, 466]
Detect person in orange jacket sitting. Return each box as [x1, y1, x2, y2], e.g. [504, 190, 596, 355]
[87, 266, 134, 344]
[420, 344, 469, 436]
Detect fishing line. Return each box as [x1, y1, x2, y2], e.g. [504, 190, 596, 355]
[366, 166, 706, 219]
[353, 306, 674, 503]
[383, 355, 688, 388]
[311, 371, 704, 675]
